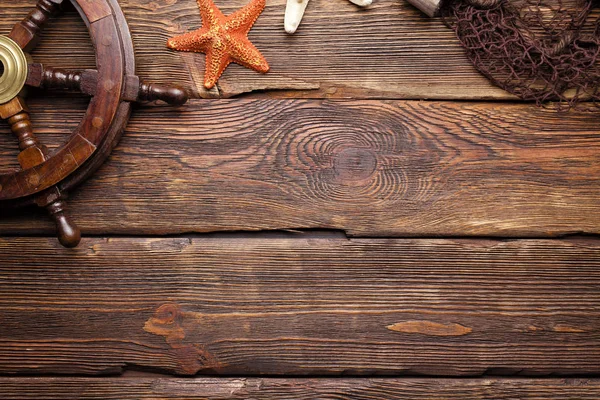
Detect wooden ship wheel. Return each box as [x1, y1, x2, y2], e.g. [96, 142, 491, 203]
[0, 0, 188, 247]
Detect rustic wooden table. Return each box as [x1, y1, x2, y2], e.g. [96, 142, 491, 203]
[1, 0, 600, 398]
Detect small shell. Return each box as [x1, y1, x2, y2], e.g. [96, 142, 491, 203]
[284, 0, 310, 34]
[347, 0, 372, 6]
[285, 0, 373, 34]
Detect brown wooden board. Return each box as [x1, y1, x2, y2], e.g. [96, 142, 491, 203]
[3, 0, 514, 99]
[1, 377, 600, 399]
[0, 236, 599, 376]
[1, 99, 599, 237]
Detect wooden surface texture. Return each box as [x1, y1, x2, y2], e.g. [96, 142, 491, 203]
[3, 0, 509, 99]
[2, 99, 600, 237]
[1, 0, 600, 398]
[1, 236, 599, 376]
[2, 377, 600, 399]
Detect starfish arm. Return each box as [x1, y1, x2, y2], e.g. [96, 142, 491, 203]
[227, 37, 270, 74]
[224, 0, 266, 34]
[203, 40, 232, 89]
[167, 28, 212, 52]
[197, 0, 225, 26]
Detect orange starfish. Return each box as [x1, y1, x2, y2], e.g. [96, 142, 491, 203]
[167, 0, 270, 89]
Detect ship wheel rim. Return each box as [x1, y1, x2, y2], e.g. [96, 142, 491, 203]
[0, 0, 135, 204]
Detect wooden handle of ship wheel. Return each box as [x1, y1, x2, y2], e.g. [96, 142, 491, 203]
[138, 82, 188, 105]
[46, 199, 81, 248]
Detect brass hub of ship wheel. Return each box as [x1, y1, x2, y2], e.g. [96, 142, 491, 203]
[0, 36, 28, 105]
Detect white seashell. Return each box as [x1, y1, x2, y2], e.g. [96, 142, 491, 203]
[285, 0, 310, 34]
[285, 0, 373, 34]
[347, 0, 372, 6]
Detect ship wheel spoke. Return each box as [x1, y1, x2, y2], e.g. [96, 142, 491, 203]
[9, 0, 65, 52]
[0, 96, 81, 248]
[25, 64, 189, 104]
[26, 64, 97, 95]
[0, 97, 47, 168]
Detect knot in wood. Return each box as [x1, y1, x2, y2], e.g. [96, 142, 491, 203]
[333, 148, 378, 185]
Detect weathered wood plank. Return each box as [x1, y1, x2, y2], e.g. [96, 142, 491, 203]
[1, 377, 600, 399]
[2, 99, 600, 237]
[2, 0, 509, 99]
[0, 236, 599, 376]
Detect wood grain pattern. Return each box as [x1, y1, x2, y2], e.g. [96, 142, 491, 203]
[1, 377, 600, 399]
[2, 0, 510, 99]
[1, 0, 599, 393]
[0, 236, 599, 376]
[2, 99, 599, 237]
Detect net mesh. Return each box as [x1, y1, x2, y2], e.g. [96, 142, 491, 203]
[442, 0, 600, 107]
